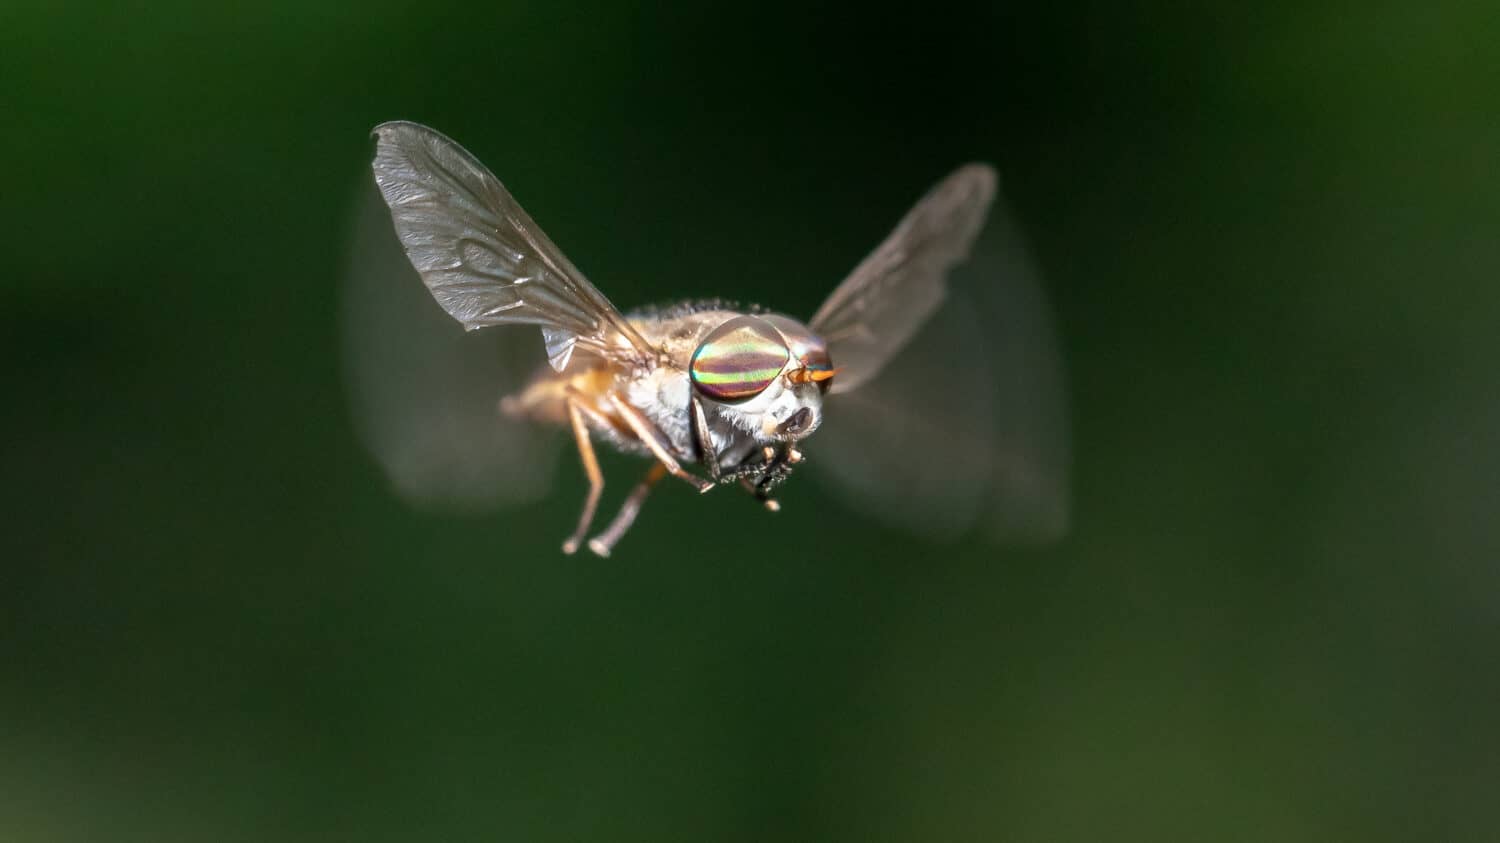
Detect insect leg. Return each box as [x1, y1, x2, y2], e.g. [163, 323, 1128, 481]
[689, 394, 720, 480]
[739, 477, 782, 512]
[587, 463, 668, 557]
[561, 397, 606, 555]
[607, 393, 714, 493]
[746, 445, 802, 511]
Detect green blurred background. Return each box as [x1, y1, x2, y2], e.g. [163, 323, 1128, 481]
[4, 2, 1498, 840]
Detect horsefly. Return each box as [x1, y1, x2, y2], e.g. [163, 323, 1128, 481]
[349, 121, 1069, 555]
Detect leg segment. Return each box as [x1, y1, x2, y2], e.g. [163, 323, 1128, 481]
[721, 444, 804, 511]
[690, 394, 720, 481]
[587, 463, 668, 557]
[607, 393, 714, 493]
[561, 397, 605, 555]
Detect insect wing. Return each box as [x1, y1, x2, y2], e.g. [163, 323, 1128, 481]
[810, 163, 997, 394]
[371, 121, 653, 371]
[810, 299, 997, 538]
[341, 180, 558, 510]
[810, 195, 1070, 543]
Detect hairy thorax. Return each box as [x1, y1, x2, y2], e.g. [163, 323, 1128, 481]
[504, 307, 752, 462]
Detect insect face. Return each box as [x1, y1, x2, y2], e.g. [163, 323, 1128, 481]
[689, 314, 830, 442]
[760, 383, 823, 440]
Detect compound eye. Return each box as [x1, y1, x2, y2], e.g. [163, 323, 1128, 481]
[690, 316, 790, 403]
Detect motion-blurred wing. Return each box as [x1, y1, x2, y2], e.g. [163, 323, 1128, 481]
[811, 193, 1070, 543]
[811, 163, 996, 393]
[341, 180, 558, 510]
[371, 121, 653, 371]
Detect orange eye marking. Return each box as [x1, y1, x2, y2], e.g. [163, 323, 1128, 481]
[788, 366, 840, 384]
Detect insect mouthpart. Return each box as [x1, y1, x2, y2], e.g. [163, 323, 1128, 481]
[775, 407, 814, 437]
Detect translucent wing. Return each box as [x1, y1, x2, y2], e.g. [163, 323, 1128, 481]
[371, 121, 653, 371]
[341, 179, 559, 510]
[811, 163, 997, 393]
[810, 190, 1070, 542]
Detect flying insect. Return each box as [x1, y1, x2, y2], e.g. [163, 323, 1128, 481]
[351, 121, 1068, 555]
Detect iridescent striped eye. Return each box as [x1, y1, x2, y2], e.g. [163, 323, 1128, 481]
[690, 316, 790, 403]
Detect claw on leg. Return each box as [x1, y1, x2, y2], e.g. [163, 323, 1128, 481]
[738, 477, 781, 512]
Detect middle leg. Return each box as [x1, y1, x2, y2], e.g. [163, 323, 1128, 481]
[587, 463, 668, 557]
[561, 395, 606, 555]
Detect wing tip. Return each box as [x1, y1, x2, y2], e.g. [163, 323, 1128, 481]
[954, 162, 999, 202]
[372, 120, 431, 140]
[371, 121, 464, 163]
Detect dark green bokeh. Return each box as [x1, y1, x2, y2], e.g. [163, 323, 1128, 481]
[4, 2, 1498, 840]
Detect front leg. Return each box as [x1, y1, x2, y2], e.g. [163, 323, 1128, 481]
[607, 393, 715, 494]
[723, 444, 804, 510]
[689, 394, 721, 481]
